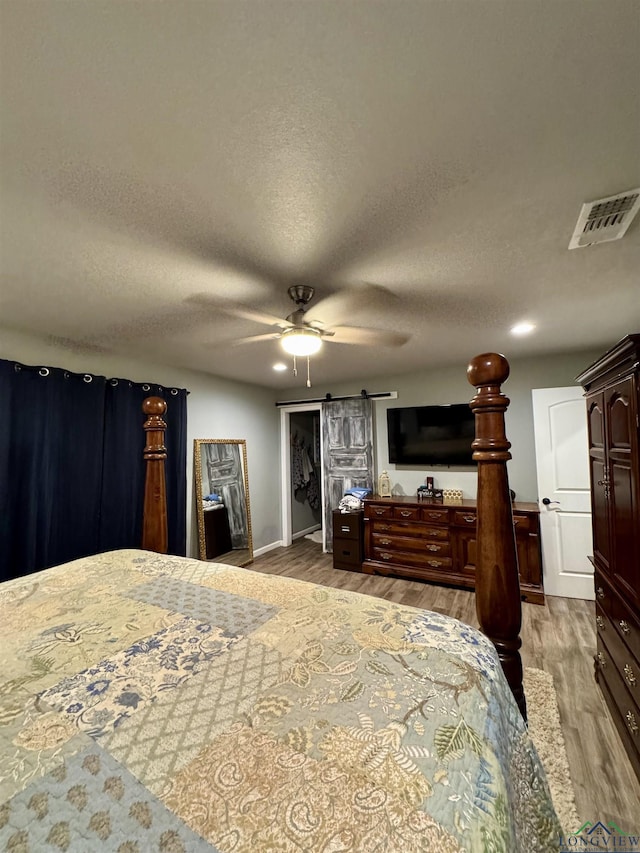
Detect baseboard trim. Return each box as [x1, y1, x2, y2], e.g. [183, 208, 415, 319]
[253, 540, 284, 557]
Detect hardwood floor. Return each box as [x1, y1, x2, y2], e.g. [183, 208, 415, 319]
[251, 538, 640, 828]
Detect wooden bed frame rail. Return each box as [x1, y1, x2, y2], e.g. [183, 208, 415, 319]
[468, 353, 526, 720]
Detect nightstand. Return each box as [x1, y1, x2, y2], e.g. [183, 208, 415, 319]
[332, 510, 364, 571]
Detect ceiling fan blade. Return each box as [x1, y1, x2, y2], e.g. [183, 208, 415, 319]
[221, 306, 290, 329]
[329, 326, 409, 347]
[209, 332, 282, 348]
[305, 284, 400, 327]
[187, 294, 289, 329]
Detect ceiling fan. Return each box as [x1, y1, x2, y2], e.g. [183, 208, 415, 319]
[209, 284, 410, 357]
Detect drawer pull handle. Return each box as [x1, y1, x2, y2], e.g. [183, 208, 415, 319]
[426, 544, 439, 552]
[379, 524, 390, 531]
[379, 538, 392, 545]
[428, 512, 441, 519]
[596, 586, 605, 600]
[463, 515, 476, 523]
[626, 711, 639, 735]
[596, 652, 606, 668]
[624, 664, 637, 687]
[341, 526, 351, 533]
[619, 620, 631, 635]
[596, 615, 605, 630]
[400, 510, 412, 517]
[375, 509, 386, 516]
[380, 552, 392, 561]
[427, 560, 442, 568]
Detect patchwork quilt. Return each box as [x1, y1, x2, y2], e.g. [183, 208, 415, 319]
[0, 549, 561, 852]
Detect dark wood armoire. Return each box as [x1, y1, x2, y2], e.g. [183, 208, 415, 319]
[577, 334, 640, 779]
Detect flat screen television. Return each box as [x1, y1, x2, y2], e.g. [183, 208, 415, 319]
[387, 404, 476, 466]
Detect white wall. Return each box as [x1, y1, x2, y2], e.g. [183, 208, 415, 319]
[0, 327, 281, 556]
[278, 348, 603, 503]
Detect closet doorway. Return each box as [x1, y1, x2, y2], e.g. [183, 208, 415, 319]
[279, 403, 324, 551]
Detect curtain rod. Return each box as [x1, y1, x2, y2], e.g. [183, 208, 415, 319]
[276, 391, 398, 407]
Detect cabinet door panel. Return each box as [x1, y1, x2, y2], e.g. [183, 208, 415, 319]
[587, 394, 611, 573]
[607, 380, 640, 609]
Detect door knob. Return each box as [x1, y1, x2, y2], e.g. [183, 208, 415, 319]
[542, 498, 560, 506]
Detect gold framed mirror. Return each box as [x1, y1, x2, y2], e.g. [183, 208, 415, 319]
[194, 439, 253, 566]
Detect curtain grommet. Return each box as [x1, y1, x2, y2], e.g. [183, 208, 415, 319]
[142, 384, 151, 392]
[39, 367, 50, 377]
[83, 374, 93, 383]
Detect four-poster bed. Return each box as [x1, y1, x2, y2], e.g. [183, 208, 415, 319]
[0, 356, 558, 851]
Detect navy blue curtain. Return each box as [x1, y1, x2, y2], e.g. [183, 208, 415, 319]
[0, 360, 187, 583]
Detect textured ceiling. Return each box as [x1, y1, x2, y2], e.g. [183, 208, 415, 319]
[1, 0, 639, 388]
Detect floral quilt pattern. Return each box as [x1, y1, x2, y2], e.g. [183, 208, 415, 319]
[0, 549, 561, 852]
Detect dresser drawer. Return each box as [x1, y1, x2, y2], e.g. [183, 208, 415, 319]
[332, 511, 362, 540]
[596, 570, 640, 663]
[333, 541, 363, 569]
[369, 519, 447, 539]
[421, 507, 450, 524]
[598, 605, 640, 700]
[371, 547, 453, 571]
[365, 503, 393, 520]
[453, 510, 477, 527]
[393, 505, 421, 521]
[371, 532, 451, 556]
[596, 637, 640, 754]
[512, 514, 531, 533]
[595, 570, 614, 615]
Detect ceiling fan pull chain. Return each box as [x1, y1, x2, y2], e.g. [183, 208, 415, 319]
[293, 355, 297, 377]
[306, 356, 312, 388]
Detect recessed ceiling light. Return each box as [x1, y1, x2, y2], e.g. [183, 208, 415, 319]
[273, 362, 288, 371]
[510, 322, 536, 336]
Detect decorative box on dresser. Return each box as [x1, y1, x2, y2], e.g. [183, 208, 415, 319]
[577, 334, 640, 779]
[332, 510, 364, 571]
[362, 495, 544, 604]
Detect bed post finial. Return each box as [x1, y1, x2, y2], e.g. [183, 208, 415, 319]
[467, 353, 526, 720]
[142, 396, 168, 554]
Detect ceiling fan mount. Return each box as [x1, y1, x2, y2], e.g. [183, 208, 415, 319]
[287, 284, 315, 307]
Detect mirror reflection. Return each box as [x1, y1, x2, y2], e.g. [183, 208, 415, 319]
[194, 439, 253, 567]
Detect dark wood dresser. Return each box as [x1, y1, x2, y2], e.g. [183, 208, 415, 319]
[332, 510, 365, 571]
[577, 334, 640, 778]
[362, 495, 544, 604]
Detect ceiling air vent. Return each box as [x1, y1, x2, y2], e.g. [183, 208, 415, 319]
[569, 188, 640, 249]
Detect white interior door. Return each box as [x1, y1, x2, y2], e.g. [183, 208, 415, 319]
[532, 386, 594, 600]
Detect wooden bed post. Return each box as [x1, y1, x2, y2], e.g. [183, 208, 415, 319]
[467, 353, 526, 720]
[142, 396, 168, 554]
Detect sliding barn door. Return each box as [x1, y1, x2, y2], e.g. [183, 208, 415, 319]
[322, 398, 373, 552]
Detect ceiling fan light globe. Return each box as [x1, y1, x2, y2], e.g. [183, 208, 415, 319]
[280, 328, 323, 356]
